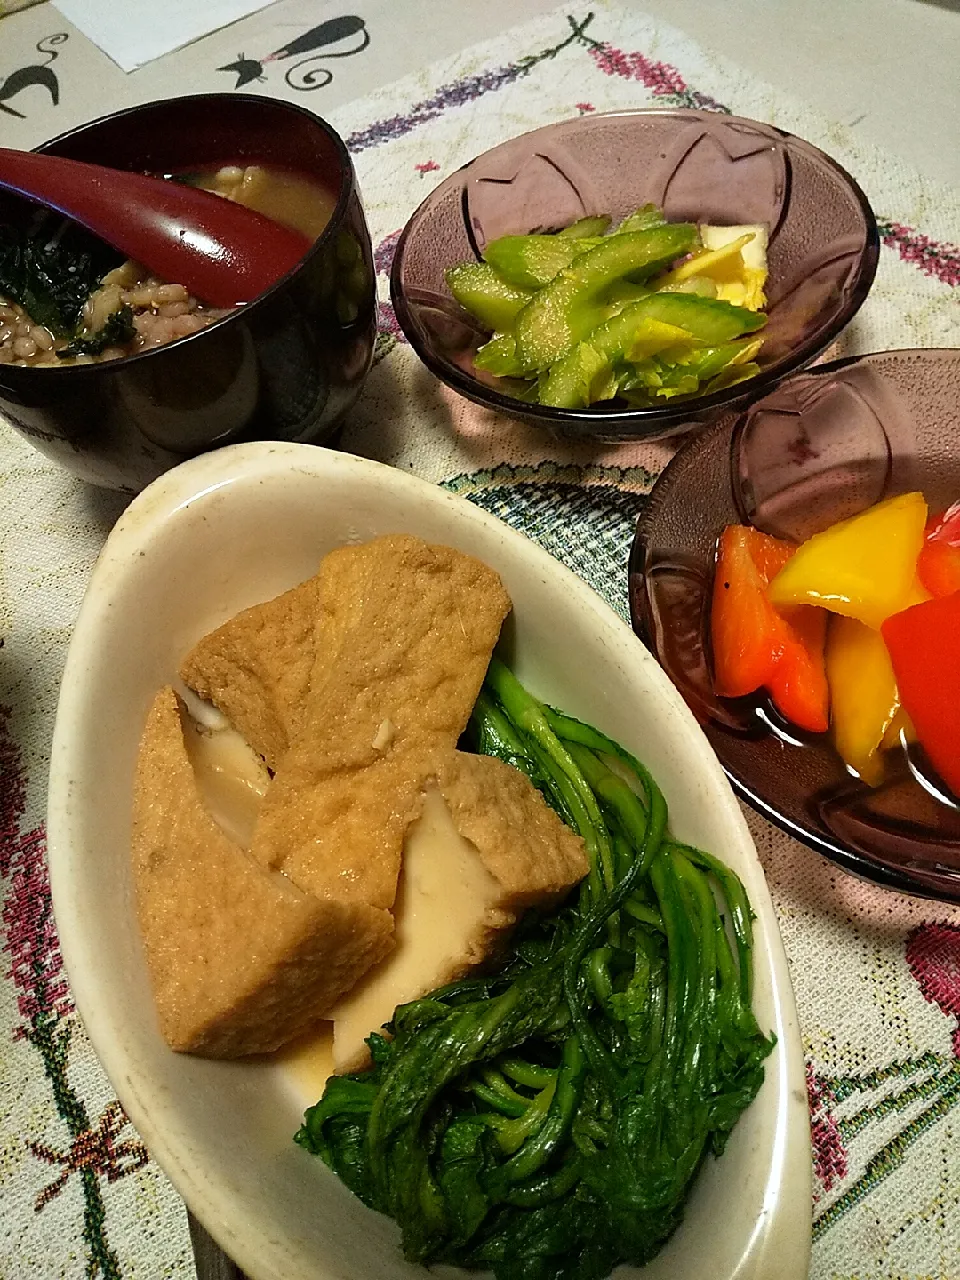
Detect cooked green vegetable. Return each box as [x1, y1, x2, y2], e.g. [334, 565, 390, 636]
[445, 205, 768, 411]
[473, 332, 527, 379]
[0, 219, 122, 338]
[513, 223, 698, 371]
[483, 235, 589, 290]
[297, 659, 775, 1280]
[555, 215, 611, 239]
[447, 262, 533, 333]
[539, 294, 764, 410]
[618, 206, 667, 235]
[58, 303, 135, 357]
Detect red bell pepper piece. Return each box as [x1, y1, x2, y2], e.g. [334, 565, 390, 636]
[917, 501, 960, 599]
[882, 592, 960, 797]
[711, 525, 829, 733]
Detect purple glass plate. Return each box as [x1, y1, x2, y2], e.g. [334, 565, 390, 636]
[629, 348, 960, 902]
[391, 108, 879, 442]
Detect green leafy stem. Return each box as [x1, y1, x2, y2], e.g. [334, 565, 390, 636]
[297, 659, 774, 1280]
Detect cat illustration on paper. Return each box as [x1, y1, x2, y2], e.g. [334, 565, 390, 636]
[218, 16, 369, 92]
[0, 33, 68, 119]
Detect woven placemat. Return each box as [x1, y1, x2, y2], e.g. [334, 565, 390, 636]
[1, 4, 958, 1276]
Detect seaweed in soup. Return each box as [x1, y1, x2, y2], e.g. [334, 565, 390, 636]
[0, 217, 122, 338]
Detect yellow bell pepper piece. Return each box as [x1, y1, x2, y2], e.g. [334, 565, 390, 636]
[825, 615, 902, 787]
[767, 492, 928, 630]
[881, 705, 916, 751]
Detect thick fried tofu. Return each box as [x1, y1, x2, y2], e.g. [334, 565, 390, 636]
[309, 536, 513, 747]
[131, 687, 393, 1058]
[252, 745, 429, 908]
[179, 576, 319, 771]
[436, 751, 589, 907]
[329, 763, 587, 1073]
[250, 536, 511, 907]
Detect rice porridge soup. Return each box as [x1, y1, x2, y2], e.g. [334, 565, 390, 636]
[0, 164, 336, 368]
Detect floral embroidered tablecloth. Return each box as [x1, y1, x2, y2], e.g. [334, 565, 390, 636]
[1, 3, 959, 1277]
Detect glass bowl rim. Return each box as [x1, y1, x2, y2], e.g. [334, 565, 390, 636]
[390, 106, 881, 435]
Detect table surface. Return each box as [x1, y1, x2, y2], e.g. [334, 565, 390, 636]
[1, 2, 959, 1279]
[3, 0, 960, 184]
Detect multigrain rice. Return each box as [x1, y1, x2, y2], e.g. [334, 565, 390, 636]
[0, 163, 285, 368]
[0, 266, 230, 368]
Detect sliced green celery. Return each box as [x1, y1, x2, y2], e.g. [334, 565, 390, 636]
[621, 339, 764, 403]
[655, 275, 719, 298]
[555, 215, 612, 238]
[540, 309, 696, 409]
[446, 261, 533, 332]
[537, 292, 762, 409]
[614, 204, 668, 235]
[474, 332, 528, 378]
[539, 342, 622, 409]
[482, 236, 587, 289]
[514, 223, 698, 371]
[703, 360, 763, 394]
[620, 293, 765, 351]
[603, 281, 652, 314]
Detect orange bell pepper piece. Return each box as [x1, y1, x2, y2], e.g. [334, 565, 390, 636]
[711, 525, 828, 733]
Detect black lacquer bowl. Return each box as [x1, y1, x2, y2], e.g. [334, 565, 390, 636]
[0, 95, 376, 492]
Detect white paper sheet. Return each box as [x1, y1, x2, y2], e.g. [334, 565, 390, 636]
[50, 0, 282, 73]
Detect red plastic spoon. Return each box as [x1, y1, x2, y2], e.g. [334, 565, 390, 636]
[0, 147, 314, 307]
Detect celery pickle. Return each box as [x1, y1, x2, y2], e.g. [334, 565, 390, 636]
[443, 206, 769, 410]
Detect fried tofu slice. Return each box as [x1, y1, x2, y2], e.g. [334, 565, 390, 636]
[254, 744, 430, 908]
[308, 536, 513, 748]
[329, 760, 587, 1073]
[250, 536, 511, 908]
[179, 576, 319, 771]
[436, 751, 589, 906]
[131, 687, 393, 1058]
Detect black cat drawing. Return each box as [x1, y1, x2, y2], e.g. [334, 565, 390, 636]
[0, 33, 67, 119]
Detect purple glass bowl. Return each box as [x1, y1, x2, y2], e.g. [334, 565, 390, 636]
[391, 108, 879, 443]
[629, 348, 960, 902]
[0, 95, 376, 493]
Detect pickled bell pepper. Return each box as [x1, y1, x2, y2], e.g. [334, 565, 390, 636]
[825, 615, 901, 787]
[711, 525, 829, 732]
[767, 492, 928, 630]
[882, 705, 916, 751]
[917, 501, 960, 598]
[882, 592, 960, 797]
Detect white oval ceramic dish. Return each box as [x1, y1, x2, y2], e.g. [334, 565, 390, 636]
[47, 442, 811, 1280]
